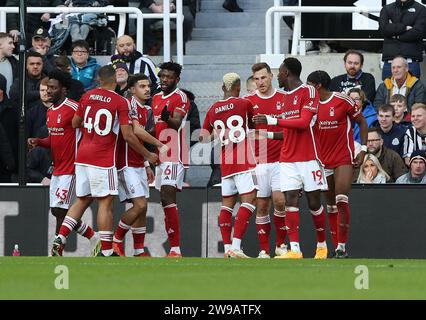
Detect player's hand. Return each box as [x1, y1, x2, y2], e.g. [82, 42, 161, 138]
[353, 151, 365, 168]
[41, 13, 51, 22]
[161, 105, 170, 122]
[41, 177, 51, 186]
[158, 144, 169, 154]
[146, 152, 159, 166]
[253, 114, 268, 124]
[366, 169, 374, 182]
[146, 166, 155, 184]
[27, 138, 39, 150]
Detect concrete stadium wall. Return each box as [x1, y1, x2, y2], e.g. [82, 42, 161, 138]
[1, 185, 425, 258]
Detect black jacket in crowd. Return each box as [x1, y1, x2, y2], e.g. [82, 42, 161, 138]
[26, 101, 49, 139]
[181, 89, 201, 147]
[329, 71, 376, 103]
[379, 0, 426, 62]
[9, 75, 44, 110]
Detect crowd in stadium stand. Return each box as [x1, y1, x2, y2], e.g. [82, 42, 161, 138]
[0, 0, 425, 187]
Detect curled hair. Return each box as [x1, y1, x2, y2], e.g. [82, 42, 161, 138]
[159, 61, 182, 78]
[282, 57, 302, 77]
[48, 70, 72, 89]
[307, 70, 331, 88]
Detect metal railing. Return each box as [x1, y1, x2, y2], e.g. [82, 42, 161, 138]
[0, 2, 184, 64]
[266, 5, 383, 56]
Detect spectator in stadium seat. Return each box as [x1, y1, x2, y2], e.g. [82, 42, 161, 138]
[6, 0, 64, 47]
[348, 88, 377, 144]
[53, 56, 85, 101]
[329, 50, 376, 102]
[374, 57, 426, 111]
[402, 103, 426, 166]
[112, 35, 160, 93]
[69, 40, 100, 91]
[390, 94, 411, 129]
[0, 74, 17, 182]
[356, 154, 390, 184]
[365, 128, 407, 182]
[26, 127, 52, 184]
[376, 104, 406, 157]
[29, 27, 56, 75]
[379, 0, 426, 80]
[112, 61, 130, 98]
[0, 33, 18, 97]
[10, 51, 45, 110]
[26, 77, 52, 139]
[395, 149, 426, 184]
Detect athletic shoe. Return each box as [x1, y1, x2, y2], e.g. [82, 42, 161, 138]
[275, 250, 303, 259]
[89, 233, 102, 257]
[51, 237, 64, 257]
[335, 249, 349, 259]
[134, 251, 151, 257]
[167, 251, 182, 258]
[314, 247, 328, 259]
[257, 250, 271, 259]
[227, 248, 250, 258]
[96, 251, 119, 257]
[275, 244, 288, 257]
[112, 241, 126, 257]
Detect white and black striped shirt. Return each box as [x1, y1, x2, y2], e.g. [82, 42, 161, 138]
[403, 126, 426, 158]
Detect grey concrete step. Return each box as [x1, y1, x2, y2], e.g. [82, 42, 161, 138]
[181, 66, 253, 82]
[185, 39, 287, 55]
[191, 27, 291, 40]
[195, 12, 266, 28]
[201, 0, 275, 10]
[182, 54, 256, 65]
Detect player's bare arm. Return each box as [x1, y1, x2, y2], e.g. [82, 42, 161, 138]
[72, 114, 84, 128]
[353, 114, 368, 168]
[121, 124, 159, 165]
[253, 109, 314, 129]
[132, 120, 169, 154]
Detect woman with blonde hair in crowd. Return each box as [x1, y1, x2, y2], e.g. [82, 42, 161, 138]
[357, 154, 390, 183]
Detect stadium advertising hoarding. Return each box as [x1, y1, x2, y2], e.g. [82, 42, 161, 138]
[1, 186, 425, 258]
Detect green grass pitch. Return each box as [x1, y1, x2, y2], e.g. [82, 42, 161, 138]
[1, 257, 425, 299]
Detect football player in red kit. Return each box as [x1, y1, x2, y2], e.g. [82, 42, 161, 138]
[200, 72, 257, 258]
[245, 63, 287, 258]
[254, 58, 328, 259]
[28, 70, 99, 256]
[307, 70, 367, 258]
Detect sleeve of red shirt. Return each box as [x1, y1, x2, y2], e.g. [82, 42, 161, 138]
[246, 100, 255, 129]
[276, 108, 315, 129]
[37, 135, 51, 148]
[202, 110, 213, 133]
[118, 98, 132, 126]
[75, 100, 85, 118]
[173, 95, 189, 117]
[346, 97, 362, 121]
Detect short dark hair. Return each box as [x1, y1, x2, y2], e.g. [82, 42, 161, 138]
[128, 73, 150, 88]
[54, 56, 71, 68]
[368, 127, 382, 138]
[71, 40, 90, 52]
[307, 70, 331, 88]
[343, 50, 364, 65]
[389, 94, 407, 105]
[282, 57, 302, 77]
[159, 61, 182, 77]
[48, 69, 72, 89]
[377, 104, 395, 116]
[251, 62, 271, 74]
[98, 65, 116, 81]
[27, 51, 43, 60]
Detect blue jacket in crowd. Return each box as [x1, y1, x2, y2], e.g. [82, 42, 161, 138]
[69, 56, 100, 91]
[353, 100, 378, 143]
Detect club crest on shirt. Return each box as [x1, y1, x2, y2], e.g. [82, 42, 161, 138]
[293, 96, 298, 105]
[276, 101, 282, 110]
[57, 114, 61, 124]
[329, 107, 335, 117]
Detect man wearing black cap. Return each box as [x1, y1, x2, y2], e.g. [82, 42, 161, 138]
[112, 61, 130, 98]
[396, 149, 426, 183]
[30, 27, 56, 74]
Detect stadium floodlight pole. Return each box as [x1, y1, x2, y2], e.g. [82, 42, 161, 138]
[17, 0, 27, 186]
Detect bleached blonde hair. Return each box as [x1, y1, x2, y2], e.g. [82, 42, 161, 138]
[223, 72, 240, 91]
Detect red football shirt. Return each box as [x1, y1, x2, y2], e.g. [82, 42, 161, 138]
[116, 96, 151, 169]
[75, 88, 132, 169]
[315, 92, 361, 168]
[246, 89, 285, 163]
[279, 84, 321, 163]
[203, 97, 256, 178]
[46, 98, 80, 175]
[152, 88, 190, 166]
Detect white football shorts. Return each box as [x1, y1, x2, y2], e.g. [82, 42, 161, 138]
[280, 160, 328, 192]
[221, 170, 258, 197]
[75, 165, 118, 197]
[155, 162, 185, 191]
[118, 167, 150, 202]
[50, 174, 76, 209]
[255, 162, 281, 198]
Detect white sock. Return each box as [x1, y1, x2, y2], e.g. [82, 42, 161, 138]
[290, 241, 300, 253]
[170, 246, 181, 254]
[337, 243, 346, 251]
[231, 238, 242, 250]
[224, 244, 232, 253]
[102, 249, 113, 256]
[134, 248, 145, 255]
[317, 241, 327, 248]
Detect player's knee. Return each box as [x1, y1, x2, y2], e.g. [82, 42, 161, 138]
[132, 198, 147, 214]
[336, 194, 349, 204]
